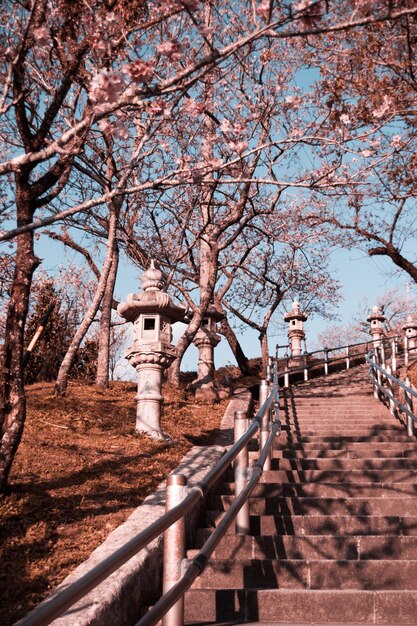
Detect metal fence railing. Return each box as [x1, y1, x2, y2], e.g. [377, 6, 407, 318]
[17, 366, 281, 626]
[366, 349, 417, 437]
[273, 335, 401, 386]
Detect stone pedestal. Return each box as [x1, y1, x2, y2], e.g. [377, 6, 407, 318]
[190, 306, 224, 401]
[126, 345, 176, 440]
[191, 331, 221, 401]
[284, 301, 308, 358]
[118, 261, 186, 440]
[367, 306, 386, 348]
[403, 315, 417, 352]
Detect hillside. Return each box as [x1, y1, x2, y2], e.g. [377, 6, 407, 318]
[0, 380, 227, 625]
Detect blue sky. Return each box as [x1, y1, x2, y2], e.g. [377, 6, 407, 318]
[35, 225, 411, 376]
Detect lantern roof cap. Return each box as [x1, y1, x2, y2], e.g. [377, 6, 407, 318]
[367, 305, 386, 323]
[284, 300, 308, 322]
[403, 314, 417, 330]
[117, 260, 186, 323]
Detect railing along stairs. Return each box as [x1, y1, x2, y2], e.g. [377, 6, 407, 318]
[17, 333, 417, 626]
[277, 333, 417, 437]
[18, 365, 282, 626]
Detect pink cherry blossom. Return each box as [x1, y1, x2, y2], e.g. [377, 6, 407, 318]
[32, 25, 50, 46]
[124, 60, 154, 84]
[220, 119, 233, 133]
[157, 41, 183, 61]
[89, 69, 126, 104]
[256, 1, 270, 20]
[373, 95, 392, 119]
[183, 98, 204, 117]
[228, 140, 248, 153]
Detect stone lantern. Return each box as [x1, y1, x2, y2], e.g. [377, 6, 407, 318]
[367, 305, 386, 347]
[403, 314, 417, 353]
[117, 261, 186, 440]
[284, 301, 308, 357]
[190, 305, 224, 401]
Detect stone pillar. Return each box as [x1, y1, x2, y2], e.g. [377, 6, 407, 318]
[403, 315, 417, 355]
[126, 348, 176, 440]
[367, 305, 386, 348]
[284, 301, 308, 358]
[117, 261, 186, 440]
[190, 306, 223, 401]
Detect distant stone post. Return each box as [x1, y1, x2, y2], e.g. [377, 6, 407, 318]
[367, 305, 386, 349]
[117, 261, 186, 440]
[284, 301, 308, 358]
[190, 305, 224, 401]
[403, 315, 417, 359]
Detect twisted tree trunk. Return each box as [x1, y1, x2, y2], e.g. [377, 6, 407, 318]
[54, 208, 118, 396]
[0, 175, 40, 492]
[96, 240, 119, 388]
[218, 316, 251, 376]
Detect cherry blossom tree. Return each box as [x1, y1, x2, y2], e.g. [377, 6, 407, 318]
[1, 0, 417, 489]
[299, 2, 417, 284]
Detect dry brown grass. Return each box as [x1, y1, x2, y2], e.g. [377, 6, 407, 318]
[0, 381, 227, 625]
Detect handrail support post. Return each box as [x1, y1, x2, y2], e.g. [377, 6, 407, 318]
[234, 410, 250, 535]
[391, 338, 397, 373]
[162, 475, 187, 626]
[372, 353, 379, 399]
[259, 380, 271, 472]
[405, 376, 414, 438]
[386, 365, 395, 416]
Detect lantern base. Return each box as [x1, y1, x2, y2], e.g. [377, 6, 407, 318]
[135, 420, 171, 441]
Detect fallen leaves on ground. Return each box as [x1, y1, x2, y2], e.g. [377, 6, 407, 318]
[0, 380, 227, 625]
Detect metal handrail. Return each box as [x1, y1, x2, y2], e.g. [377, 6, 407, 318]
[18, 379, 279, 626]
[366, 351, 417, 424]
[137, 390, 281, 626]
[273, 335, 399, 384]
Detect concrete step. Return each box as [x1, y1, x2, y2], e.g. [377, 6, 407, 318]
[272, 448, 417, 459]
[256, 469, 417, 483]
[184, 363, 417, 625]
[217, 495, 417, 516]
[274, 438, 417, 448]
[189, 558, 417, 590]
[271, 458, 417, 470]
[280, 425, 406, 433]
[220, 482, 417, 498]
[204, 513, 417, 536]
[185, 588, 417, 624]
[277, 420, 399, 427]
[278, 434, 413, 443]
[189, 534, 417, 560]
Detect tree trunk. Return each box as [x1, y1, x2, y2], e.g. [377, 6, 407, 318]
[0, 183, 39, 492]
[219, 316, 251, 375]
[167, 349, 186, 388]
[95, 240, 119, 388]
[368, 244, 417, 284]
[54, 208, 117, 396]
[259, 330, 269, 378]
[171, 244, 218, 388]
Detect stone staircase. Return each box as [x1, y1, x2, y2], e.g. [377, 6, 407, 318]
[184, 364, 417, 625]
